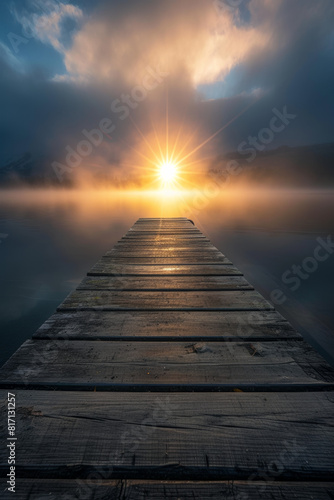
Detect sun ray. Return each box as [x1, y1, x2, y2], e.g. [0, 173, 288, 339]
[166, 86, 169, 163]
[170, 122, 185, 163]
[151, 119, 165, 163]
[172, 128, 200, 165]
[174, 98, 260, 167]
[122, 94, 262, 193]
[129, 116, 162, 165]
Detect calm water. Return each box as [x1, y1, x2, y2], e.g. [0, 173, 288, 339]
[0, 188, 333, 366]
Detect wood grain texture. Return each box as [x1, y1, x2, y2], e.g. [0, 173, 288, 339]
[104, 249, 226, 258]
[132, 225, 196, 230]
[57, 290, 274, 311]
[98, 258, 232, 265]
[127, 231, 203, 236]
[111, 244, 219, 253]
[2, 479, 334, 500]
[100, 255, 232, 264]
[88, 263, 241, 276]
[77, 275, 253, 291]
[116, 240, 213, 247]
[0, 391, 333, 480]
[1, 339, 333, 389]
[128, 231, 201, 235]
[132, 220, 195, 224]
[122, 232, 209, 241]
[33, 310, 301, 341]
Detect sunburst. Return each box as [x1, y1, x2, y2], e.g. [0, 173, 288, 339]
[122, 91, 260, 192]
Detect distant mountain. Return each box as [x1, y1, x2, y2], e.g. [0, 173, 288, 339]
[0, 153, 73, 186]
[0, 153, 33, 182]
[208, 143, 334, 188]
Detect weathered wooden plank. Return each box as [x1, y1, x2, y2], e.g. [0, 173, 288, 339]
[92, 255, 233, 265]
[125, 233, 202, 237]
[132, 224, 195, 229]
[57, 290, 274, 311]
[2, 340, 333, 389]
[115, 238, 218, 245]
[137, 217, 189, 219]
[107, 250, 223, 258]
[116, 240, 213, 247]
[87, 263, 242, 276]
[130, 223, 198, 227]
[135, 219, 191, 222]
[77, 275, 253, 291]
[0, 480, 119, 500]
[128, 230, 202, 234]
[2, 479, 334, 500]
[133, 220, 194, 223]
[130, 228, 198, 233]
[98, 258, 232, 264]
[33, 310, 301, 341]
[125, 226, 201, 230]
[106, 248, 224, 255]
[121, 234, 208, 239]
[131, 228, 198, 233]
[105, 250, 226, 259]
[134, 217, 191, 220]
[0, 391, 333, 479]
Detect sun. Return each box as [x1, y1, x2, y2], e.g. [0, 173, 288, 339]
[159, 161, 177, 184]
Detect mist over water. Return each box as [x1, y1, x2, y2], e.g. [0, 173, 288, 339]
[0, 188, 333, 366]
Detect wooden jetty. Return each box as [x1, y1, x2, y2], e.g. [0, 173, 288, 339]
[1, 217, 334, 498]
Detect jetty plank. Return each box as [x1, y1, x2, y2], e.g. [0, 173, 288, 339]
[1, 339, 333, 389]
[77, 275, 253, 290]
[128, 231, 203, 235]
[98, 258, 232, 264]
[111, 242, 218, 255]
[104, 250, 225, 258]
[0, 391, 333, 480]
[114, 238, 213, 245]
[88, 263, 241, 276]
[33, 310, 301, 341]
[132, 227, 197, 229]
[121, 233, 208, 238]
[2, 479, 334, 500]
[57, 289, 274, 311]
[100, 256, 232, 264]
[128, 231, 200, 235]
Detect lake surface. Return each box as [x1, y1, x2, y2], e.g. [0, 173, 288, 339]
[0, 188, 333, 366]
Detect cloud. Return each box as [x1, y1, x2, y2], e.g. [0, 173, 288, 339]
[12, 0, 83, 53]
[58, 0, 270, 85]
